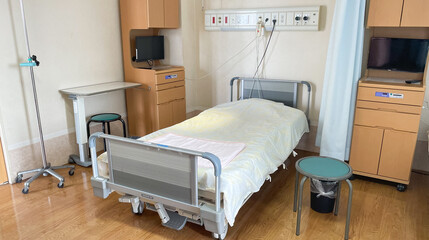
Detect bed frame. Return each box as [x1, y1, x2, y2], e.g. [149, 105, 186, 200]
[90, 77, 311, 239]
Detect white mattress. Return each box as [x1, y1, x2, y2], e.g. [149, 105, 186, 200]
[98, 98, 309, 226]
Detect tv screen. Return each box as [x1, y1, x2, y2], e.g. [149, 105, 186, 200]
[368, 37, 429, 73]
[135, 36, 164, 62]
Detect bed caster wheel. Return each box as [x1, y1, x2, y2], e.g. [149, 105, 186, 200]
[132, 201, 144, 215]
[22, 188, 29, 194]
[15, 175, 23, 183]
[68, 169, 75, 176]
[57, 182, 64, 188]
[396, 184, 407, 192]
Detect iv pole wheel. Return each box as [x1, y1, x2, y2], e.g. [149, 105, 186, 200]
[57, 182, 64, 188]
[68, 169, 75, 176]
[22, 188, 29, 194]
[15, 175, 23, 183]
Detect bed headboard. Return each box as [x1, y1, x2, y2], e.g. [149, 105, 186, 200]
[230, 77, 312, 118]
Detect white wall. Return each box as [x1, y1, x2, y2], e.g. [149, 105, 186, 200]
[187, 0, 336, 125]
[0, 0, 126, 180]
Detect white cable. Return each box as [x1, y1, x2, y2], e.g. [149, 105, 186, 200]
[186, 36, 258, 81]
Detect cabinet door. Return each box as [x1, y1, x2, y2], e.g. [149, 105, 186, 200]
[157, 102, 173, 130]
[349, 125, 384, 175]
[378, 130, 417, 181]
[401, 0, 429, 27]
[147, 0, 165, 28]
[367, 0, 404, 27]
[164, 0, 180, 28]
[172, 99, 186, 124]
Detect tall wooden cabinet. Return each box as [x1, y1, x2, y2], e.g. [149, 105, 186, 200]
[119, 0, 185, 137]
[350, 79, 426, 189]
[368, 0, 429, 27]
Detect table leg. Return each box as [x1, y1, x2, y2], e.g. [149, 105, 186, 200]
[344, 179, 353, 240]
[293, 170, 299, 212]
[296, 175, 308, 236]
[69, 96, 92, 167]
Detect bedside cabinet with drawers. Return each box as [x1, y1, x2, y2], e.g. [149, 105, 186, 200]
[349, 79, 425, 190]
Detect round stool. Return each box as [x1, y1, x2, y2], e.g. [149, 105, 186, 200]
[293, 156, 353, 240]
[87, 113, 126, 150]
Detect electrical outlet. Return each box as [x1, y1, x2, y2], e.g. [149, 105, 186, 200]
[264, 13, 271, 26]
[205, 15, 211, 26]
[223, 14, 230, 26]
[286, 12, 294, 25]
[217, 15, 223, 25]
[279, 12, 286, 25]
[230, 14, 236, 25]
[294, 12, 302, 26]
[272, 12, 279, 24]
[210, 14, 217, 26]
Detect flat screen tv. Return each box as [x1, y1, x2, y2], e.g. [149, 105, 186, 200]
[135, 36, 164, 62]
[368, 37, 429, 73]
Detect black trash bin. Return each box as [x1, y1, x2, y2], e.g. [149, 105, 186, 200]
[310, 179, 338, 213]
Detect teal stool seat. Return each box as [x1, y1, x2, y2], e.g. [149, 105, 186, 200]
[297, 157, 351, 179]
[90, 113, 122, 122]
[293, 156, 353, 240]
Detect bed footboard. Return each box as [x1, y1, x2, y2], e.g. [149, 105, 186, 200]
[88, 132, 227, 236]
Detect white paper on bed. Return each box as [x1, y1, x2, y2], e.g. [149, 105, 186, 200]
[148, 133, 246, 168]
[98, 98, 309, 226]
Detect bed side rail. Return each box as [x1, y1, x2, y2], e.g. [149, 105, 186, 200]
[230, 77, 311, 119]
[88, 133, 222, 212]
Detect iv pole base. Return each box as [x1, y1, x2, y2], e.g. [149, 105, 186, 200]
[16, 163, 75, 194]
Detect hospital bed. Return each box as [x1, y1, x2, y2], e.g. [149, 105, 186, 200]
[90, 77, 311, 239]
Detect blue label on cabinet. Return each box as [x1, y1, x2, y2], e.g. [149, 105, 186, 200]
[375, 92, 389, 97]
[165, 74, 178, 79]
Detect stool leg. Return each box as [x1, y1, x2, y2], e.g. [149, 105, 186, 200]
[293, 170, 299, 212]
[120, 118, 126, 137]
[296, 176, 308, 236]
[334, 181, 342, 216]
[344, 179, 353, 240]
[102, 123, 107, 151]
[86, 120, 93, 139]
[107, 122, 111, 134]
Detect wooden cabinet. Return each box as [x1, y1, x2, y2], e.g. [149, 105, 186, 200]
[349, 80, 425, 185]
[120, 0, 180, 29]
[119, 0, 184, 137]
[368, 0, 429, 27]
[0, 139, 7, 183]
[125, 68, 186, 136]
[367, 0, 403, 27]
[402, 0, 429, 27]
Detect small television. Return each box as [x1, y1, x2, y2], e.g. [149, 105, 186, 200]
[368, 37, 429, 73]
[135, 36, 164, 62]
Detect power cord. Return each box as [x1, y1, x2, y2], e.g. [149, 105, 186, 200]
[248, 19, 277, 99]
[186, 36, 258, 81]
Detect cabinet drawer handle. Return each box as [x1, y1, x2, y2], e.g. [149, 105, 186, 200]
[374, 126, 398, 131]
[376, 108, 397, 113]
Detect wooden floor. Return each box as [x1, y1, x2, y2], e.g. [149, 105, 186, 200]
[0, 150, 428, 240]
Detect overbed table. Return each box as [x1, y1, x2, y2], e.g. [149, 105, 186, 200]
[60, 81, 141, 167]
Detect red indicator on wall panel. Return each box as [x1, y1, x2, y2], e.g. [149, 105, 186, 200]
[225, 17, 228, 24]
[212, 17, 215, 24]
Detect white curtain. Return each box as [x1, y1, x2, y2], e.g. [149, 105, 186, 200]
[316, 0, 366, 161]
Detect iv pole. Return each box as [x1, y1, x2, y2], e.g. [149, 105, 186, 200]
[15, 0, 75, 194]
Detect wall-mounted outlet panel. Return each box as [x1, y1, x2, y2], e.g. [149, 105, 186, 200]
[205, 6, 320, 31]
